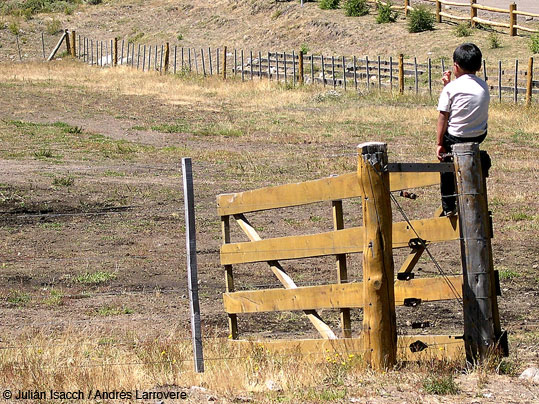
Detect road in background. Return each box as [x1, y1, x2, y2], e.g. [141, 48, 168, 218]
[478, 0, 539, 14]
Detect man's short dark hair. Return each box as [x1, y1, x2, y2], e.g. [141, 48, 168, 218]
[453, 43, 482, 73]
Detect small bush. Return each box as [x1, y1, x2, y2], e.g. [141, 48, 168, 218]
[376, 1, 397, 23]
[408, 6, 435, 33]
[343, 0, 368, 16]
[489, 32, 502, 49]
[8, 20, 19, 36]
[454, 23, 472, 37]
[46, 18, 62, 35]
[320, 0, 340, 11]
[300, 43, 310, 54]
[530, 33, 539, 54]
[423, 374, 459, 395]
[177, 33, 183, 41]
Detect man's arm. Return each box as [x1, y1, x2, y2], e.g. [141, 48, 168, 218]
[436, 111, 450, 161]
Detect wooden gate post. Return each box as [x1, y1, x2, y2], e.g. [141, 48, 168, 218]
[453, 143, 502, 362]
[358, 142, 397, 370]
[71, 30, 76, 57]
[113, 37, 118, 66]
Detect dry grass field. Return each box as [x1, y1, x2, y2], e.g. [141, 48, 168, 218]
[0, 58, 537, 402]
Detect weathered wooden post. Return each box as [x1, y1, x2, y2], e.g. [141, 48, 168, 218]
[113, 37, 118, 66]
[509, 3, 517, 36]
[70, 30, 76, 57]
[453, 143, 503, 363]
[358, 142, 397, 370]
[404, 0, 409, 17]
[164, 42, 170, 73]
[223, 46, 227, 80]
[436, 0, 442, 23]
[298, 50, 304, 85]
[64, 29, 71, 55]
[398, 54, 404, 94]
[526, 57, 533, 107]
[333, 200, 351, 338]
[470, 0, 477, 27]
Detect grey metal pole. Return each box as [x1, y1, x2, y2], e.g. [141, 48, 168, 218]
[182, 158, 205, 373]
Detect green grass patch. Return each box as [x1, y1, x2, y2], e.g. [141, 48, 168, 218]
[52, 175, 75, 187]
[6, 290, 31, 307]
[43, 289, 64, 306]
[497, 266, 521, 280]
[422, 374, 459, 395]
[39, 222, 64, 230]
[151, 122, 190, 133]
[75, 271, 117, 285]
[96, 305, 134, 316]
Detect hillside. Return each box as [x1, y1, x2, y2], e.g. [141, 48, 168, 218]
[1, 0, 538, 63]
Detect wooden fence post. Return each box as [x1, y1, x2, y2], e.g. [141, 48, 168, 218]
[71, 30, 76, 57]
[470, 0, 477, 27]
[404, 0, 409, 17]
[164, 42, 170, 73]
[509, 3, 517, 36]
[436, 0, 442, 23]
[333, 200, 351, 338]
[526, 57, 533, 107]
[182, 158, 205, 373]
[398, 54, 404, 94]
[453, 143, 502, 363]
[298, 50, 304, 85]
[222, 215, 238, 340]
[223, 46, 227, 80]
[358, 142, 397, 370]
[64, 29, 71, 55]
[113, 37, 118, 66]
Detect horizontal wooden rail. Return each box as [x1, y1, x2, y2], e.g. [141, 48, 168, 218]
[438, 0, 467, 7]
[231, 334, 464, 360]
[224, 275, 463, 313]
[514, 10, 539, 18]
[472, 16, 510, 29]
[217, 171, 440, 216]
[472, 4, 509, 14]
[220, 216, 459, 265]
[513, 24, 539, 33]
[439, 11, 469, 21]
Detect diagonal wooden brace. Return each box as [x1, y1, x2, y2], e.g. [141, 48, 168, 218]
[233, 213, 337, 340]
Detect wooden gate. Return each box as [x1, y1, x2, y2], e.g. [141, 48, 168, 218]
[217, 142, 503, 368]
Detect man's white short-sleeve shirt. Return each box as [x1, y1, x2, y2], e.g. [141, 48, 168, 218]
[437, 74, 489, 138]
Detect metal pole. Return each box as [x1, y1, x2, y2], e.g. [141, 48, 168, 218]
[182, 158, 205, 373]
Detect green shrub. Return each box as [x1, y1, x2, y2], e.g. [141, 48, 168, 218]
[46, 18, 62, 35]
[423, 375, 459, 395]
[376, 1, 397, 23]
[300, 43, 310, 54]
[489, 32, 502, 49]
[454, 23, 472, 37]
[343, 0, 368, 16]
[320, 0, 340, 10]
[408, 5, 435, 33]
[530, 33, 539, 54]
[8, 20, 20, 36]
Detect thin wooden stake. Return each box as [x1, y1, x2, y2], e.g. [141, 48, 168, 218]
[390, 56, 393, 91]
[120, 39, 124, 65]
[268, 51, 271, 80]
[216, 48, 220, 76]
[258, 51, 262, 79]
[209, 47, 213, 75]
[514, 59, 518, 104]
[284, 52, 288, 84]
[342, 55, 346, 91]
[241, 49, 244, 81]
[428, 57, 432, 96]
[174, 45, 177, 74]
[333, 200, 351, 338]
[15, 35, 22, 61]
[331, 55, 336, 89]
[47, 31, 67, 62]
[377, 56, 381, 90]
[250, 50, 253, 80]
[399, 54, 404, 94]
[234, 49, 237, 77]
[182, 158, 205, 373]
[201, 48, 206, 76]
[526, 57, 533, 107]
[498, 60, 502, 102]
[223, 46, 227, 80]
[414, 57, 418, 94]
[292, 50, 296, 86]
[354, 55, 357, 90]
[113, 37, 118, 66]
[321, 55, 326, 86]
[299, 50, 304, 85]
[276, 52, 280, 81]
[41, 32, 46, 59]
[311, 54, 315, 85]
[143, 45, 147, 71]
[71, 30, 76, 58]
[366, 56, 370, 90]
[222, 216, 239, 340]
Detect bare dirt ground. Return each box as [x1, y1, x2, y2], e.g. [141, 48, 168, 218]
[0, 59, 537, 402]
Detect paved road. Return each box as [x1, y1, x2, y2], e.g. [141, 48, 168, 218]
[481, 0, 539, 14]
